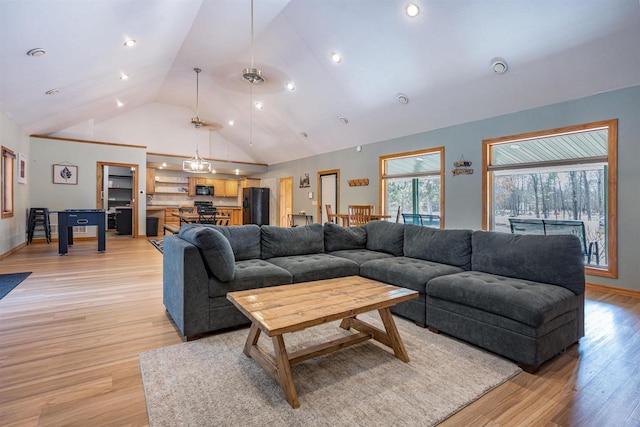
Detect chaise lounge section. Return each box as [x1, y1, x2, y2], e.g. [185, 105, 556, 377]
[162, 221, 585, 371]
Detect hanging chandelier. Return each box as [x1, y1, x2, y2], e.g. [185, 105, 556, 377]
[182, 147, 212, 173]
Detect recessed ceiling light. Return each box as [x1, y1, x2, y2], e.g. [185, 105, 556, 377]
[255, 101, 263, 110]
[405, 3, 420, 18]
[330, 52, 342, 63]
[162, 163, 167, 167]
[123, 39, 136, 47]
[285, 81, 296, 91]
[45, 89, 59, 95]
[397, 93, 409, 104]
[299, 131, 308, 138]
[212, 169, 217, 174]
[339, 117, 349, 124]
[26, 48, 46, 57]
[235, 169, 240, 175]
[116, 100, 124, 107]
[120, 73, 130, 80]
[228, 120, 235, 126]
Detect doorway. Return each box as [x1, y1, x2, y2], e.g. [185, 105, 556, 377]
[278, 176, 293, 227]
[96, 162, 139, 237]
[317, 169, 339, 223]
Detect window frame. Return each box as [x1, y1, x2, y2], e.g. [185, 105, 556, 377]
[2, 146, 16, 219]
[379, 147, 445, 228]
[482, 119, 618, 278]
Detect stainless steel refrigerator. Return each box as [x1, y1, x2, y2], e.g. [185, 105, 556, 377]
[242, 187, 269, 225]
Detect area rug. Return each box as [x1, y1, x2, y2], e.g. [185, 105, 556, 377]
[0, 272, 32, 300]
[140, 314, 521, 427]
[149, 239, 163, 253]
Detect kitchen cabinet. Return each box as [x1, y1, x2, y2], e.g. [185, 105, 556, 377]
[164, 208, 180, 227]
[217, 208, 242, 225]
[188, 177, 196, 196]
[242, 178, 260, 188]
[225, 180, 239, 197]
[146, 167, 155, 195]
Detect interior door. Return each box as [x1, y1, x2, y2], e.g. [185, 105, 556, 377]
[96, 161, 139, 237]
[317, 169, 339, 223]
[278, 176, 293, 227]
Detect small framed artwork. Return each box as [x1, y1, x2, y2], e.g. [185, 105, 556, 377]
[53, 163, 78, 185]
[17, 152, 27, 184]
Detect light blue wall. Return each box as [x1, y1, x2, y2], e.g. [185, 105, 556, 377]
[0, 113, 30, 256]
[260, 85, 640, 291]
[29, 137, 147, 236]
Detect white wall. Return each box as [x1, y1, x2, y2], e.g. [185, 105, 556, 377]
[0, 113, 30, 256]
[54, 102, 257, 164]
[260, 85, 640, 292]
[29, 137, 147, 236]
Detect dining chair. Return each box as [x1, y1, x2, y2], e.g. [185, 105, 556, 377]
[325, 204, 334, 223]
[395, 206, 401, 223]
[347, 205, 372, 227]
[178, 207, 195, 225]
[197, 206, 218, 224]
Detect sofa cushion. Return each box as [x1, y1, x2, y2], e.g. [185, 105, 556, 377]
[427, 271, 580, 327]
[403, 225, 472, 270]
[261, 223, 324, 259]
[328, 249, 394, 266]
[364, 221, 405, 256]
[360, 257, 464, 294]
[180, 224, 261, 261]
[323, 222, 367, 252]
[179, 226, 235, 282]
[471, 231, 585, 294]
[267, 254, 359, 283]
[208, 259, 293, 298]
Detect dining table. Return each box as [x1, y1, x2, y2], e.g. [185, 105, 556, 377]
[328, 213, 391, 227]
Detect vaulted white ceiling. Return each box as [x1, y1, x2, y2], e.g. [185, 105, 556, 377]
[1, 0, 639, 165]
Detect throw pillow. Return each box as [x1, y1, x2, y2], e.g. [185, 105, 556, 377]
[179, 226, 235, 282]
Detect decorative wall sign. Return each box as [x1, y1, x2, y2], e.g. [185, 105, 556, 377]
[53, 163, 78, 185]
[452, 156, 473, 176]
[299, 173, 310, 188]
[348, 178, 369, 187]
[17, 152, 27, 184]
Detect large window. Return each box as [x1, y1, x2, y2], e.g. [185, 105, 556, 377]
[380, 147, 444, 228]
[482, 120, 617, 278]
[2, 146, 16, 218]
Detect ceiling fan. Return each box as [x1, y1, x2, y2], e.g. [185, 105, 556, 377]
[190, 67, 222, 130]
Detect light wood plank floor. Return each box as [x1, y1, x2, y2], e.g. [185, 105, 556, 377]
[1, 235, 639, 426]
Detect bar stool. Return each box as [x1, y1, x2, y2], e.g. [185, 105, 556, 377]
[27, 208, 51, 244]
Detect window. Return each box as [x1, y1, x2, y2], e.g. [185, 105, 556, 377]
[482, 120, 617, 278]
[380, 147, 444, 228]
[2, 146, 16, 218]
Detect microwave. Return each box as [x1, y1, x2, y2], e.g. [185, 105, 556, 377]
[195, 185, 214, 196]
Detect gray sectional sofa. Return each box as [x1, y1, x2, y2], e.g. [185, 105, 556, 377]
[163, 221, 585, 372]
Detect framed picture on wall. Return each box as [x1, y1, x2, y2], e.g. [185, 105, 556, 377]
[17, 152, 27, 184]
[53, 163, 78, 185]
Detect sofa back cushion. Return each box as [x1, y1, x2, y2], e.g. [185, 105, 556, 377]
[261, 223, 324, 259]
[323, 222, 367, 252]
[403, 225, 472, 270]
[179, 226, 235, 282]
[179, 224, 261, 261]
[364, 221, 404, 256]
[471, 230, 585, 294]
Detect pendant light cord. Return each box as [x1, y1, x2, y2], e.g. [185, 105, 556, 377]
[250, 0, 255, 68]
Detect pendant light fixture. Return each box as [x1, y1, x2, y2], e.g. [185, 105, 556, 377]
[242, 0, 264, 85]
[190, 67, 205, 128]
[183, 147, 212, 173]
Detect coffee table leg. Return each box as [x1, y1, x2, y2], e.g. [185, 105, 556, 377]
[378, 307, 410, 363]
[244, 323, 261, 357]
[272, 335, 300, 408]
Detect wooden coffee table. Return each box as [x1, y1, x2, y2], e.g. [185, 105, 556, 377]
[227, 276, 418, 408]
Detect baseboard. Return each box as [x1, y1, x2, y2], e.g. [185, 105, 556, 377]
[586, 282, 640, 299]
[0, 242, 26, 260]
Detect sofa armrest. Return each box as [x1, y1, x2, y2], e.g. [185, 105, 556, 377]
[163, 235, 211, 338]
